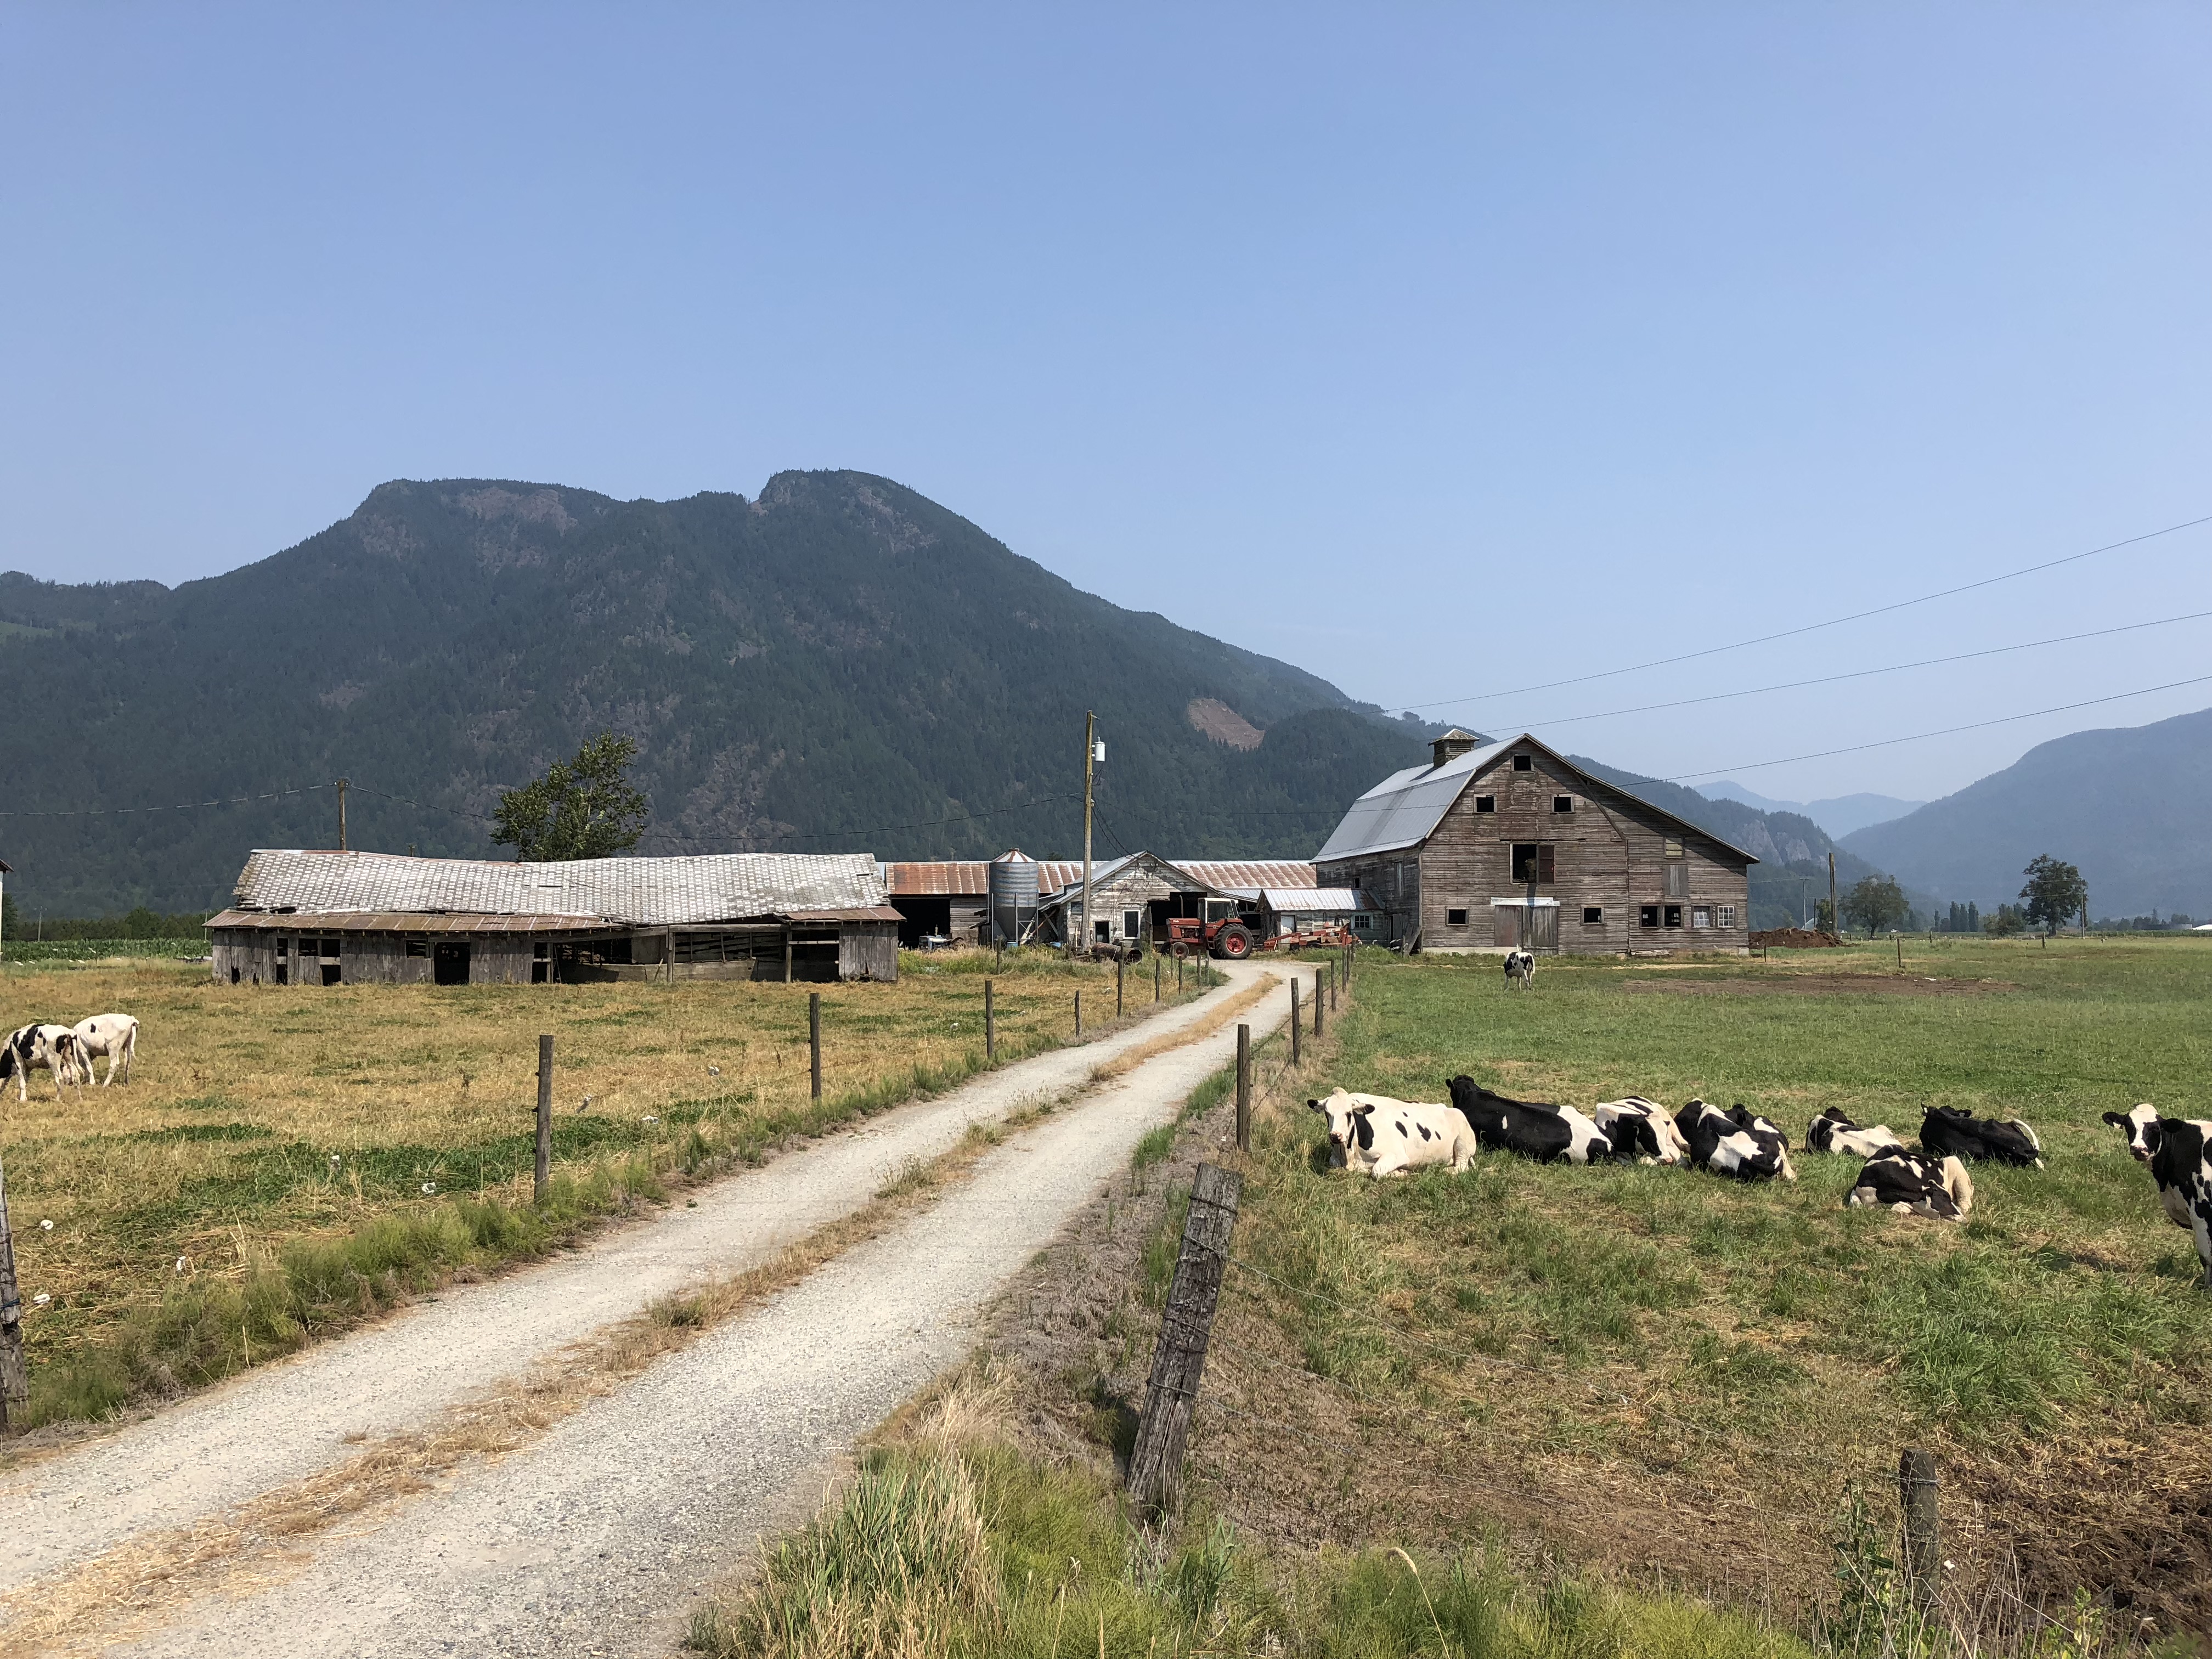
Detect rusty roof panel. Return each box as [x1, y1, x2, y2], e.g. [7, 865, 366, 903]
[881, 862, 992, 896]
[1175, 860, 1318, 891]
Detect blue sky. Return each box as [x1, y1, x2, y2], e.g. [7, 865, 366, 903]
[4, 4, 2207, 804]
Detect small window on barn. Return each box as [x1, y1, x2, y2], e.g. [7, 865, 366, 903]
[1474, 795, 1496, 813]
[1640, 905, 1660, 928]
[1122, 910, 1141, 938]
[1664, 905, 1683, 928]
[1693, 906, 1712, 929]
[405, 939, 428, 957]
[1553, 795, 1573, 813]
[1513, 753, 1533, 771]
[275, 938, 289, 957]
[1664, 837, 1684, 859]
[1718, 905, 1735, 928]
[1446, 908, 1469, 926]
[1582, 906, 1604, 924]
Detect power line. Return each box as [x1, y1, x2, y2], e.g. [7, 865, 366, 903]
[0, 783, 330, 820]
[1397, 511, 2212, 714]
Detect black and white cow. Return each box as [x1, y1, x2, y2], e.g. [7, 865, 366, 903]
[1920, 1105, 2044, 1169]
[1847, 1145, 1974, 1221]
[1804, 1106, 1904, 1158]
[2103, 1104, 2212, 1291]
[1308, 1087, 1478, 1178]
[1444, 1076, 1613, 1164]
[1503, 950, 1536, 992]
[2, 1023, 86, 1102]
[1589, 1097, 1692, 1165]
[1673, 1099, 1798, 1182]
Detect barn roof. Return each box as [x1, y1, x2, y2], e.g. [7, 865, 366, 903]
[226, 849, 889, 927]
[880, 857, 1314, 897]
[1259, 887, 1374, 912]
[1175, 860, 1317, 891]
[1312, 733, 1759, 865]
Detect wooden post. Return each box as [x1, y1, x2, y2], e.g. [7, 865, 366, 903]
[1329, 959, 1338, 1011]
[1127, 1163, 1240, 1514]
[809, 993, 822, 1101]
[1116, 955, 1124, 1018]
[1896, 932, 1903, 971]
[1075, 990, 1083, 1038]
[1289, 979, 1301, 1067]
[1154, 955, 1161, 1003]
[534, 1035, 554, 1204]
[783, 929, 794, 984]
[1900, 1447, 1940, 1607]
[1313, 970, 1324, 1039]
[1235, 1025, 1251, 1149]
[984, 979, 995, 1063]
[1176, 953, 1184, 994]
[0, 1158, 27, 1432]
[336, 776, 348, 852]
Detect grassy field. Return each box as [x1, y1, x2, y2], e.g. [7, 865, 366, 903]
[0, 946, 1203, 1426]
[1209, 935, 2212, 1640]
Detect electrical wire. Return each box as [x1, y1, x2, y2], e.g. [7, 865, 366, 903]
[0, 783, 329, 819]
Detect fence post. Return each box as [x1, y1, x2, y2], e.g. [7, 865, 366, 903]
[534, 1035, 554, 1204]
[1289, 979, 1301, 1068]
[1127, 1163, 1241, 1515]
[1329, 959, 1338, 1011]
[809, 993, 822, 1102]
[1176, 953, 1183, 994]
[1313, 970, 1324, 1039]
[0, 1159, 27, 1433]
[1075, 990, 1083, 1039]
[1154, 955, 1161, 1003]
[1117, 955, 1124, 1018]
[1900, 1447, 1940, 1607]
[984, 979, 995, 1063]
[1235, 1025, 1251, 1149]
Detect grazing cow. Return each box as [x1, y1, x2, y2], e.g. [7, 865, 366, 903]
[1503, 950, 1535, 992]
[1307, 1087, 1478, 1178]
[71, 1013, 139, 1086]
[1444, 1076, 1614, 1165]
[2, 1024, 87, 1102]
[1674, 1099, 1798, 1182]
[1920, 1105, 2044, 1169]
[2103, 1104, 2212, 1291]
[1847, 1145, 1974, 1221]
[1804, 1106, 1904, 1158]
[1589, 1096, 1692, 1165]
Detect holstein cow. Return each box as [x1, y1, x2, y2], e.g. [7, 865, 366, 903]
[1308, 1087, 1478, 1178]
[2, 1023, 87, 1102]
[1804, 1106, 1904, 1158]
[1847, 1145, 1974, 1221]
[1589, 1097, 1692, 1166]
[1444, 1076, 1614, 1165]
[2103, 1104, 2212, 1291]
[1674, 1099, 1797, 1182]
[1920, 1105, 2044, 1169]
[1503, 950, 1536, 992]
[71, 1013, 140, 1086]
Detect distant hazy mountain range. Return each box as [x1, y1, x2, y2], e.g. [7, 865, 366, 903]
[1841, 706, 2212, 917]
[1701, 780, 1926, 839]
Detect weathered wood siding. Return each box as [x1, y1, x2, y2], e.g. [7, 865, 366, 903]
[838, 921, 900, 982]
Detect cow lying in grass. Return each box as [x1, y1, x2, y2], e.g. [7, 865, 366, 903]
[1921, 1105, 2043, 1169]
[2103, 1104, 2212, 1291]
[1589, 1097, 1692, 1165]
[71, 1013, 139, 1086]
[1444, 1076, 1613, 1164]
[1848, 1145, 1974, 1221]
[2, 1023, 86, 1102]
[1503, 949, 1535, 992]
[1308, 1088, 1478, 1178]
[1674, 1099, 1797, 1182]
[1804, 1106, 1903, 1157]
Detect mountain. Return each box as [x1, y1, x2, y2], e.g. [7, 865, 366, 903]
[0, 472, 1431, 914]
[1840, 707, 2212, 917]
[1703, 780, 1926, 839]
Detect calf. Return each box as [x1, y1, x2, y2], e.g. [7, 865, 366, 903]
[1674, 1099, 1798, 1182]
[1589, 1096, 1692, 1165]
[71, 1013, 140, 1086]
[2103, 1104, 2212, 1291]
[1847, 1146, 1974, 1221]
[1503, 950, 1535, 992]
[1804, 1106, 1904, 1158]
[2, 1024, 87, 1102]
[1444, 1076, 1613, 1165]
[1920, 1105, 2044, 1169]
[1308, 1087, 1478, 1178]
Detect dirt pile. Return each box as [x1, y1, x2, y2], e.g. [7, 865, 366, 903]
[1750, 927, 1841, 948]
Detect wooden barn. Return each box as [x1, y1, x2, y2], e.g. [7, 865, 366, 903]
[206, 849, 901, 986]
[1314, 731, 1754, 955]
[1035, 855, 1321, 951]
[879, 856, 1318, 949]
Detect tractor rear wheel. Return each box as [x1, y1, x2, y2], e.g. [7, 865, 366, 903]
[1212, 923, 1252, 960]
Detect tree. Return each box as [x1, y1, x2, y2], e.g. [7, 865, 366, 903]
[1984, 904, 2024, 937]
[2018, 854, 2087, 937]
[1813, 895, 1838, 934]
[492, 732, 651, 862]
[1840, 873, 1909, 937]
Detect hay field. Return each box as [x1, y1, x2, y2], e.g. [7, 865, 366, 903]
[0, 947, 1165, 1399]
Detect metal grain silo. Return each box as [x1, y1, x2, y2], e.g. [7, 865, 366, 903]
[988, 849, 1039, 947]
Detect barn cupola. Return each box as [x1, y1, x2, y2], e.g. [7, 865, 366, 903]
[1430, 728, 1480, 769]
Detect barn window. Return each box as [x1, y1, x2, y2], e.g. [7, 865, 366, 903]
[1553, 795, 1573, 813]
[1693, 906, 1712, 929]
[1718, 905, 1735, 928]
[1446, 908, 1469, 926]
[1513, 753, 1533, 770]
[1664, 837, 1684, 859]
[405, 938, 428, 957]
[1582, 907, 1604, 924]
[1474, 795, 1496, 813]
[1640, 905, 1660, 928]
[1122, 909, 1141, 939]
[532, 941, 551, 984]
[1511, 844, 1556, 884]
[1664, 905, 1683, 929]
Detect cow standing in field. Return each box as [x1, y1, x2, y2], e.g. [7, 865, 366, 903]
[1847, 1146, 1975, 1221]
[71, 1013, 139, 1085]
[1444, 1076, 1615, 1164]
[1589, 1097, 1692, 1165]
[1503, 950, 1535, 992]
[1920, 1105, 2044, 1169]
[2104, 1104, 2212, 1291]
[2, 1023, 87, 1102]
[1308, 1088, 1479, 1178]
[1804, 1106, 1904, 1158]
[1674, 1099, 1797, 1182]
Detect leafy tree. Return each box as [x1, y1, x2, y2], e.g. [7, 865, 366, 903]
[2018, 854, 2087, 937]
[492, 732, 651, 862]
[1840, 873, 1909, 937]
[1813, 895, 1838, 934]
[1984, 904, 2024, 937]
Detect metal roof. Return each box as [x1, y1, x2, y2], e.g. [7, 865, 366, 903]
[228, 849, 889, 926]
[883, 857, 1314, 897]
[1311, 733, 1759, 865]
[1176, 860, 1317, 890]
[1260, 887, 1374, 912]
[881, 861, 992, 896]
[206, 909, 608, 935]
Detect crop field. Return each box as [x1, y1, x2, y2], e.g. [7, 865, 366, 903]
[1205, 936, 2212, 1641]
[0, 946, 1193, 1426]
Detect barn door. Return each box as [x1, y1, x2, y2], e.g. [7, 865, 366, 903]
[1492, 905, 1519, 947]
[1527, 906, 1559, 951]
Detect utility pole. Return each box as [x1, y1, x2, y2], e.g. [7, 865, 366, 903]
[1078, 711, 1097, 957]
[1827, 851, 1837, 936]
[337, 777, 349, 852]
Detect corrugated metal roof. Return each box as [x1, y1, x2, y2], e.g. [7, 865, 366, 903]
[878, 857, 1317, 899]
[229, 849, 888, 926]
[205, 909, 606, 934]
[881, 862, 992, 896]
[1177, 860, 1317, 890]
[1260, 888, 1374, 912]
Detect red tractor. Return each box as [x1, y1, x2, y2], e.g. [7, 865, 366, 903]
[1166, 898, 1258, 960]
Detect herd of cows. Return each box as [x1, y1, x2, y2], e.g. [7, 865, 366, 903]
[1, 1015, 140, 1098]
[1306, 1079, 2212, 1289]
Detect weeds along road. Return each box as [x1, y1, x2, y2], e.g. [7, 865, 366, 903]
[0, 958, 1284, 1658]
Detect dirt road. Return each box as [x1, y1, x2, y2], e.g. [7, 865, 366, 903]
[0, 960, 1286, 1657]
